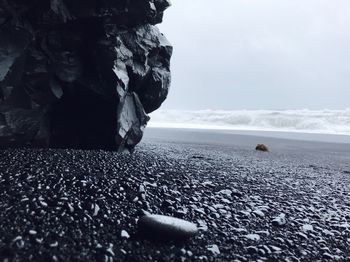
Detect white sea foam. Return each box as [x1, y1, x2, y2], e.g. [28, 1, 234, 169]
[148, 109, 350, 135]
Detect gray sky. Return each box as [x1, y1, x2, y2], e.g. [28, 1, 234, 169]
[158, 0, 350, 110]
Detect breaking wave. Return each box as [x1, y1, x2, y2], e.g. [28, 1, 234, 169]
[148, 109, 350, 135]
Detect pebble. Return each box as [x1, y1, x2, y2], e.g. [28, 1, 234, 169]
[138, 214, 198, 240]
[296, 232, 308, 239]
[262, 245, 272, 254]
[12, 236, 22, 242]
[50, 241, 58, 247]
[121, 230, 130, 239]
[106, 244, 115, 256]
[36, 238, 43, 244]
[272, 213, 287, 226]
[270, 246, 282, 252]
[253, 209, 265, 217]
[245, 234, 260, 241]
[231, 190, 243, 198]
[302, 224, 313, 232]
[139, 185, 146, 193]
[93, 204, 100, 216]
[197, 220, 208, 231]
[323, 252, 334, 259]
[218, 189, 232, 197]
[256, 230, 270, 236]
[322, 229, 334, 236]
[207, 244, 220, 255]
[175, 210, 187, 218]
[247, 246, 258, 254]
[40, 201, 48, 207]
[233, 227, 247, 233]
[258, 248, 266, 256]
[67, 203, 74, 213]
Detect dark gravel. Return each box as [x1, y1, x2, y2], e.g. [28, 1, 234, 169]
[1, 137, 350, 261]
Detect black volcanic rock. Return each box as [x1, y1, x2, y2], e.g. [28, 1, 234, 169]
[0, 0, 172, 151]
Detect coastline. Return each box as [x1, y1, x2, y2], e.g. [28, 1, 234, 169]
[145, 126, 350, 144]
[144, 127, 350, 158]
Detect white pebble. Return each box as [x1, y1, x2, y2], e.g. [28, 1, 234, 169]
[245, 234, 260, 241]
[121, 230, 130, 239]
[207, 244, 220, 255]
[302, 224, 313, 232]
[93, 204, 100, 216]
[50, 241, 58, 247]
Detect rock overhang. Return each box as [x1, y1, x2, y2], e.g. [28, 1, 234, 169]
[0, 0, 172, 151]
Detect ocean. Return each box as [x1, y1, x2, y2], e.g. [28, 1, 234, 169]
[148, 109, 350, 144]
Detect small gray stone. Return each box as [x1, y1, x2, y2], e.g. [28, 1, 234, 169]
[302, 224, 313, 232]
[272, 213, 287, 226]
[245, 234, 260, 241]
[207, 244, 220, 255]
[138, 214, 198, 240]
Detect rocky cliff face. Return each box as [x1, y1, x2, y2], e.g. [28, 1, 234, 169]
[0, 0, 172, 151]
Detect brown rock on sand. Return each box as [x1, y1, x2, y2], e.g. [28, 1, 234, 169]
[255, 144, 269, 152]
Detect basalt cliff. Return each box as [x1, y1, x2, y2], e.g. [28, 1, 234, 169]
[0, 0, 172, 151]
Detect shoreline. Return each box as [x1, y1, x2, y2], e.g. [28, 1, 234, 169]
[146, 126, 350, 144]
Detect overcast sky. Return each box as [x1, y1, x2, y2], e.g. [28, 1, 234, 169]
[157, 0, 350, 110]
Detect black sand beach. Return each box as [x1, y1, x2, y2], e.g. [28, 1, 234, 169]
[1, 128, 350, 261]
